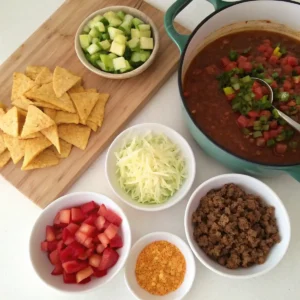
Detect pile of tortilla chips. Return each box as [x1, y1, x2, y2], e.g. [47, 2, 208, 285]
[0, 66, 109, 170]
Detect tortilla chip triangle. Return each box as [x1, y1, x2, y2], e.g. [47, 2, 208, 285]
[11, 72, 36, 102]
[87, 93, 109, 126]
[12, 98, 34, 111]
[25, 83, 76, 113]
[55, 111, 79, 125]
[70, 92, 99, 124]
[0, 108, 5, 116]
[22, 136, 52, 169]
[22, 149, 59, 171]
[86, 120, 98, 132]
[41, 124, 60, 153]
[53, 67, 81, 98]
[52, 139, 72, 158]
[0, 107, 19, 137]
[43, 108, 57, 120]
[25, 66, 44, 81]
[3, 134, 26, 164]
[21, 105, 55, 137]
[0, 150, 11, 167]
[35, 67, 53, 85]
[0, 132, 6, 155]
[20, 131, 43, 140]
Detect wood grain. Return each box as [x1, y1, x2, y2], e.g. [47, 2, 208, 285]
[0, 0, 189, 208]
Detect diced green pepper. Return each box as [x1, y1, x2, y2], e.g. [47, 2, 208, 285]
[272, 72, 279, 79]
[253, 131, 262, 138]
[242, 128, 250, 135]
[223, 87, 235, 95]
[276, 133, 286, 142]
[229, 50, 238, 61]
[262, 124, 269, 131]
[279, 92, 290, 102]
[241, 75, 252, 83]
[295, 96, 300, 105]
[289, 141, 298, 149]
[272, 109, 280, 119]
[267, 139, 276, 147]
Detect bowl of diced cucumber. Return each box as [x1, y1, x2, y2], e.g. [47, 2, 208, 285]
[75, 6, 159, 79]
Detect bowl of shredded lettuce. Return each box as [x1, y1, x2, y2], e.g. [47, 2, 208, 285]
[105, 123, 196, 211]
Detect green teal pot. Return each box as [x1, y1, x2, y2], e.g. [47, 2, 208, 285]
[164, 0, 300, 182]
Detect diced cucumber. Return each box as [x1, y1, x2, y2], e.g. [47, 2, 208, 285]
[108, 27, 124, 40]
[79, 34, 92, 49]
[127, 37, 139, 50]
[99, 40, 111, 51]
[114, 34, 127, 45]
[94, 21, 106, 33]
[102, 33, 109, 40]
[139, 30, 151, 38]
[108, 53, 118, 59]
[138, 24, 150, 31]
[90, 53, 101, 66]
[123, 46, 132, 60]
[116, 11, 126, 21]
[140, 37, 154, 50]
[89, 27, 101, 38]
[131, 28, 140, 39]
[131, 52, 141, 63]
[120, 60, 133, 73]
[93, 15, 103, 23]
[140, 50, 151, 62]
[103, 11, 116, 19]
[92, 37, 100, 44]
[96, 60, 107, 71]
[100, 54, 114, 71]
[104, 11, 122, 27]
[119, 14, 134, 34]
[83, 25, 90, 33]
[113, 57, 127, 70]
[132, 17, 144, 28]
[86, 43, 101, 55]
[110, 41, 126, 56]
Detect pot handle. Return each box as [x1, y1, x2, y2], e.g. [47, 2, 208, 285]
[164, 0, 233, 52]
[286, 167, 300, 182]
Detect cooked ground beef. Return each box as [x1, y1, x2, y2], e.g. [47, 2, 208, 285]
[192, 183, 280, 269]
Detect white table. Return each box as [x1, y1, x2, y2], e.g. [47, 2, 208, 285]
[0, 0, 299, 299]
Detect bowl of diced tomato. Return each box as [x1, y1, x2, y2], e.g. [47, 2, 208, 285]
[29, 192, 131, 293]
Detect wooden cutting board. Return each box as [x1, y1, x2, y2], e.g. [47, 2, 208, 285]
[0, 0, 188, 208]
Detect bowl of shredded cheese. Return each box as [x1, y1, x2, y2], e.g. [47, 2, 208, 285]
[105, 123, 196, 211]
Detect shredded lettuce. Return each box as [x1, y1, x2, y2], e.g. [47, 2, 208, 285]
[115, 132, 186, 204]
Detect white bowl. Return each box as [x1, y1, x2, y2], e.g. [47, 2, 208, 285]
[185, 174, 291, 279]
[75, 6, 159, 79]
[29, 192, 131, 293]
[105, 123, 196, 211]
[125, 232, 196, 300]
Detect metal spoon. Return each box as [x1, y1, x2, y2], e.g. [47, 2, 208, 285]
[252, 77, 300, 133]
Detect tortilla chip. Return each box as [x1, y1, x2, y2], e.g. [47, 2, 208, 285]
[19, 131, 43, 140]
[0, 150, 11, 168]
[0, 107, 19, 137]
[32, 100, 60, 110]
[41, 124, 60, 153]
[85, 88, 97, 93]
[86, 120, 98, 132]
[35, 67, 53, 85]
[87, 93, 109, 126]
[3, 134, 26, 164]
[12, 98, 34, 111]
[22, 136, 52, 169]
[68, 85, 85, 93]
[21, 105, 55, 137]
[25, 83, 76, 113]
[0, 101, 7, 111]
[22, 149, 59, 171]
[0, 108, 5, 116]
[58, 124, 91, 150]
[53, 67, 81, 97]
[43, 108, 57, 120]
[70, 92, 98, 124]
[0, 132, 6, 155]
[55, 111, 79, 125]
[25, 66, 44, 81]
[11, 72, 36, 102]
[52, 139, 72, 158]
[17, 108, 27, 118]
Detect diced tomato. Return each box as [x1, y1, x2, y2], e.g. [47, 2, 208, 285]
[53, 212, 61, 226]
[225, 62, 237, 71]
[98, 204, 107, 216]
[71, 208, 85, 223]
[93, 268, 107, 278]
[98, 248, 119, 271]
[275, 143, 288, 154]
[283, 64, 293, 74]
[253, 87, 263, 100]
[56, 232, 62, 240]
[226, 93, 236, 101]
[238, 61, 252, 72]
[76, 266, 94, 283]
[277, 126, 284, 133]
[257, 44, 267, 52]
[247, 118, 256, 128]
[263, 39, 271, 45]
[269, 130, 279, 138]
[221, 56, 230, 67]
[57, 240, 64, 253]
[280, 105, 289, 111]
[255, 56, 266, 63]
[102, 210, 122, 226]
[283, 80, 292, 91]
[110, 234, 123, 249]
[263, 131, 270, 141]
[295, 66, 300, 75]
[89, 254, 102, 268]
[84, 214, 98, 226]
[59, 210, 71, 224]
[66, 223, 80, 235]
[269, 55, 279, 65]
[261, 86, 269, 95]
[60, 242, 85, 262]
[260, 110, 272, 120]
[48, 240, 59, 252]
[104, 224, 118, 240]
[51, 264, 63, 275]
[62, 260, 88, 274]
[96, 244, 106, 254]
[256, 137, 266, 147]
[79, 277, 91, 284]
[237, 56, 248, 64]
[287, 56, 299, 67]
[83, 237, 94, 249]
[63, 271, 76, 284]
[98, 233, 110, 248]
[288, 100, 296, 106]
[79, 223, 96, 237]
[49, 249, 60, 265]
[46, 226, 56, 242]
[252, 81, 261, 89]
[269, 120, 278, 129]
[95, 216, 106, 231]
[41, 241, 48, 252]
[75, 231, 88, 245]
[237, 115, 249, 128]
[271, 81, 278, 89]
[80, 201, 99, 215]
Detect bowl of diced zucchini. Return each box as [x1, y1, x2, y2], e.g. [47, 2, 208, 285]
[75, 6, 159, 79]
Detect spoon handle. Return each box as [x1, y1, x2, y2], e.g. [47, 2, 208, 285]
[276, 109, 300, 133]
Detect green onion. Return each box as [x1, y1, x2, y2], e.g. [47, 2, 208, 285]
[264, 78, 273, 84]
[229, 50, 238, 61]
[276, 133, 286, 142]
[253, 131, 262, 138]
[230, 77, 239, 84]
[272, 109, 280, 119]
[272, 72, 279, 79]
[279, 118, 287, 125]
[285, 129, 294, 139]
[241, 75, 252, 83]
[267, 139, 276, 147]
[281, 47, 287, 55]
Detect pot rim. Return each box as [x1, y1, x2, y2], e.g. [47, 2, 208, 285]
[178, 0, 300, 168]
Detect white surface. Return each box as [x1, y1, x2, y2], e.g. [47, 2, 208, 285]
[106, 123, 196, 211]
[185, 174, 291, 279]
[0, 0, 299, 299]
[29, 192, 131, 293]
[125, 232, 195, 300]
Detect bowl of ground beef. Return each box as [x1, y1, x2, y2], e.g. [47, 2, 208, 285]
[184, 174, 290, 278]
